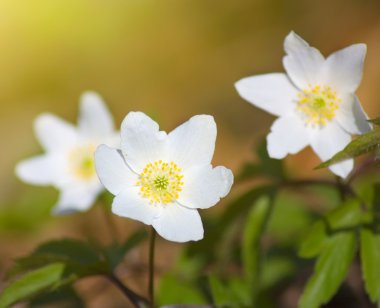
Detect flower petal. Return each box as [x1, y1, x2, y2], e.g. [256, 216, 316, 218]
[15, 155, 56, 185]
[95, 144, 138, 195]
[310, 122, 353, 178]
[121, 112, 168, 173]
[336, 94, 371, 135]
[322, 44, 366, 94]
[267, 115, 310, 159]
[112, 187, 161, 225]
[152, 205, 203, 242]
[177, 165, 233, 209]
[168, 115, 216, 168]
[52, 185, 101, 215]
[283, 31, 325, 89]
[78, 91, 115, 140]
[235, 73, 298, 117]
[34, 113, 78, 152]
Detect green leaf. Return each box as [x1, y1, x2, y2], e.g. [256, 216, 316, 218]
[360, 228, 380, 302]
[316, 129, 380, 169]
[326, 199, 362, 230]
[242, 196, 272, 287]
[209, 275, 232, 307]
[28, 287, 84, 308]
[157, 273, 206, 306]
[10, 239, 104, 278]
[298, 221, 327, 258]
[368, 117, 380, 125]
[299, 231, 356, 308]
[0, 263, 65, 308]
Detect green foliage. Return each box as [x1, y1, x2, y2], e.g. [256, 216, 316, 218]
[242, 196, 272, 291]
[299, 231, 356, 308]
[317, 129, 380, 168]
[360, 228, 380, 302]
[0, 263, 65, 308]
[368, 117, 380, 125]
[0, 231, 147, 306]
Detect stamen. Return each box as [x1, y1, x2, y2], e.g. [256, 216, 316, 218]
[297, 85, 341, 126]
[137, 160, 184, 205]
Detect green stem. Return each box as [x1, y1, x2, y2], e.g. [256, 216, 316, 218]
[148, 227, 157, 307]
[107, 274, 150, 308]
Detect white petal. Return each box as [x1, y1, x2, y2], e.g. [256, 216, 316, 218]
[310, 122, 353, 178]
[168, 115, 216, 168]
[112, 187, 161, 225]
[267, 115, 310, 159]
[95, 145, 138, 195]
[152, 205, 203, 242]
[52, 185, 101, 215]
[235, 73, 298, 117]
[34, 113, 78, 152]
[177, 165, 233, 209]
[15, 155, 55, 185]
[336, 94, 371, 135]
[120, 112, 168, 173]
[78, 91, 115, 140]
[283, 31, 325, 89]
[322, 44, 366, 94]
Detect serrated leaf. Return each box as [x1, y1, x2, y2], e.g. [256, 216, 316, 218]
[360, 228, 380, 302]
[0, 263, 65, 308]
[242, 196, 272, 287]
[299, 231, 356, 308]
[316, 129, 380, 168]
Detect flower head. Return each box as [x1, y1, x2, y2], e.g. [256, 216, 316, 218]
[235, 31, 371, 178]
[94, 112, 233, 242]
[15, 92, 118, 214]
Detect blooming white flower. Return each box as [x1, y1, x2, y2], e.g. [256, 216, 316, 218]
[94, 112, 233, 242]
[235, 31, 371, 178]
[16, 92, 118, 215]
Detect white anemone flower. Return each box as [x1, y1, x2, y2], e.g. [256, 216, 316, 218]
[235, 31, 371, 178]
[94, 112, 233, 242]
[16, 92, 118, 215]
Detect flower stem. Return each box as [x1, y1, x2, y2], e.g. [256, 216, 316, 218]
[107, 274, 150, 308]
[148, 227, 157, 307]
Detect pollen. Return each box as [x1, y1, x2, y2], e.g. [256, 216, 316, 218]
[136, 160, 184, 205]
[68, 144, 96, 181]
[297, 85, 341, 126]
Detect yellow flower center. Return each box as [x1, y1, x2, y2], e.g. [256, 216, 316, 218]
[136, 160, 184, 204]
[297, 85, 341, 126]
[68, 144, 96, 181]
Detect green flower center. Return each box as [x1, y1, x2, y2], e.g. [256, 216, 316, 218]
[69, 144, 96, 181]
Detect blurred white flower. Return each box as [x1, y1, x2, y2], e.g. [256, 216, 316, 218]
[16, 92, 118, 215]
[95, 112, 233, 242]
[235, 31, 371, 178]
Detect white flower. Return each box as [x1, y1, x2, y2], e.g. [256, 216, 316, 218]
[15, 92, 118, 215]
[235, 31, 371, 178]
[94, 112, 233, 242]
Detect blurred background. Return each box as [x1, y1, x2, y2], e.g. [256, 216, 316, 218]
[1, 0, 380, 306]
